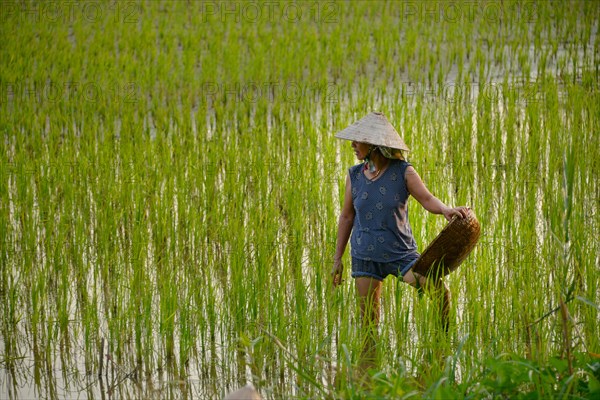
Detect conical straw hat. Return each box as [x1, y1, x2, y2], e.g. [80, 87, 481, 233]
[335, 112, 410, 152]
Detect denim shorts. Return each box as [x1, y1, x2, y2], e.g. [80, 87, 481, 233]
[351, 255, 419, 281]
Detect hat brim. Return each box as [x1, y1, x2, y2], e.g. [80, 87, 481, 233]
[335, 112, 410, 152]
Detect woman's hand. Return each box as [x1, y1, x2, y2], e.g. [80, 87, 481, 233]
[442, 206, 470, 222]
[332, 258, 344, 287]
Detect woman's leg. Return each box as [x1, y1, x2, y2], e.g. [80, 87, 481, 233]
[403, 270, 451, 332]
[355, 277, 383, 328]
[355, 277, 382, 376]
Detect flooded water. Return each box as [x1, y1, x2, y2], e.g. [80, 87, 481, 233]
[2, 2, 599, 399]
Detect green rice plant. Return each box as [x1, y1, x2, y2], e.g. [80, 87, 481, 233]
[0, 1, 598, 398]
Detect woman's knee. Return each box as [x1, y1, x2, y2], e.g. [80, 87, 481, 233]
[355, 277, 382, 323]
[355, 277, 382, 298]
[405, 271, 449, 297]
[402, 270, 419, 286]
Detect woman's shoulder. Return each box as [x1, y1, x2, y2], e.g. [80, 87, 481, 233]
[390, 159, 415, 180]
[348, 163, 365, 184]
[391, 158, 412, 169]
[348, 163, 363, 174]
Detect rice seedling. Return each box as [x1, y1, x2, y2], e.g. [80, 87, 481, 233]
[0, 0, 598, 399]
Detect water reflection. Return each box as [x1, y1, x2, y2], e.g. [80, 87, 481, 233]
[1, 339, 201, 399]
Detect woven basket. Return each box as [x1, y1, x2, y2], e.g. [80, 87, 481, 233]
[411, 209, 481, 277]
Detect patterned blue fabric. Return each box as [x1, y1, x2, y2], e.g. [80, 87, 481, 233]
[349, 159, 418, 263]
[351, 256, 419, 281]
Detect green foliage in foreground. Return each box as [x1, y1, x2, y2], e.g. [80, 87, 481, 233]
[1, 0, 599, 399]
[345, 353, 600, 400]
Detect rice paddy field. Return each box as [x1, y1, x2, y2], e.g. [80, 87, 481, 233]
[1, 1, 599, 399]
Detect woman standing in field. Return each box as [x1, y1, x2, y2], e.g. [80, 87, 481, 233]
[332, 112, 469, 336]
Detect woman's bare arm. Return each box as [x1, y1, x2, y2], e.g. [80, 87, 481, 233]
[332, 173, 355, 286]
[405, 166, 469, 221]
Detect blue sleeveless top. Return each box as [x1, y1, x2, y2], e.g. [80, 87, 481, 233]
[349, 159, 418, 262]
